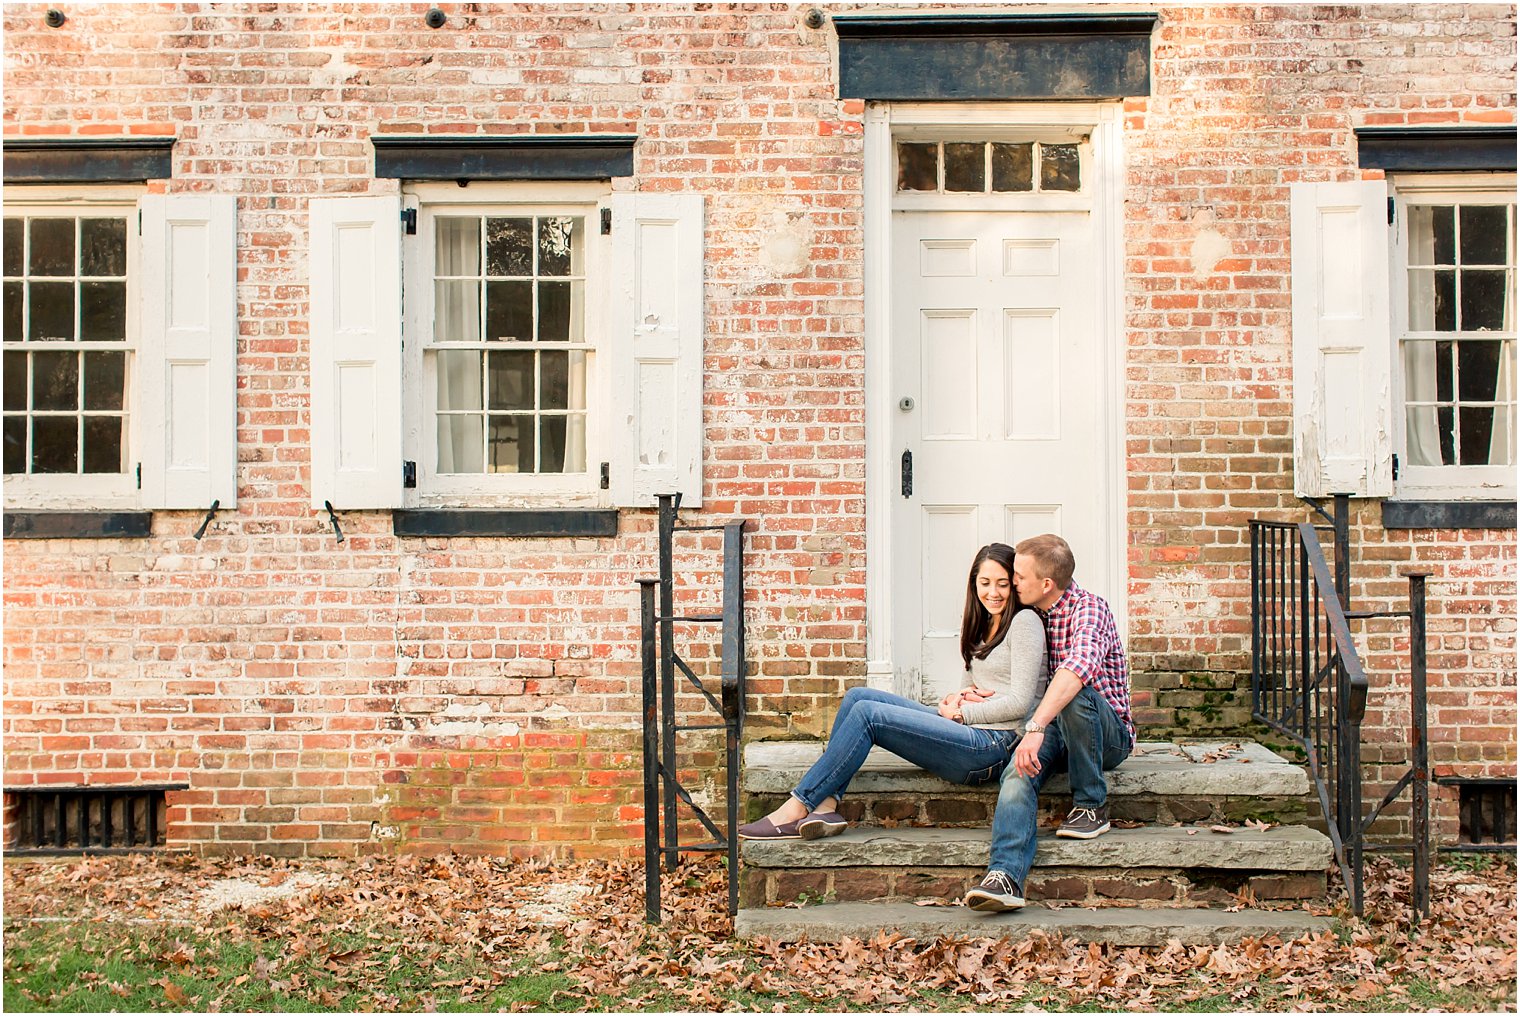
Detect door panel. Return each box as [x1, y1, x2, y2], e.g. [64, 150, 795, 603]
[891, 209, 1107, 701]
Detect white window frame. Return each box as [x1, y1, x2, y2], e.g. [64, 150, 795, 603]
[889, 124, 1094, 213]
[1391, 172, 1517, 500]
[2, 185, 143, 510]
[401, 181, 611, 509]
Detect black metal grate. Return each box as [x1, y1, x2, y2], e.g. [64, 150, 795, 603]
[6, 785, 184, 854]
[1449, 779, 1517, 849]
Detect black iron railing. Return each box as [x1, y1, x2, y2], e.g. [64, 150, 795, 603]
[1250, 495, 1430, 920]
[639, 493, 746, 923]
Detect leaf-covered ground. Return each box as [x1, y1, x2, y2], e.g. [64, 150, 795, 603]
[3, 850, 1515, 1012]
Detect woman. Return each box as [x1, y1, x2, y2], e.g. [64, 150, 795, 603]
[738, 542, 1049, 840]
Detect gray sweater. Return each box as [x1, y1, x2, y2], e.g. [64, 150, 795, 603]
[958, 609, 1050, 732]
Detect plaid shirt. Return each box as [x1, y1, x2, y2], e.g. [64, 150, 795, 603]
[1040, 581, 1135, 744]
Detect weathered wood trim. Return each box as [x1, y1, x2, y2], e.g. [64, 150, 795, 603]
[3, 512, 153, 539]
[1380, 500, 1516, 530]
[1356, 127, 1517, 173]
[392, 509, 618, 538]
[2, 138, 175, 183]
[372, 135, 637, 180]
[834, 13, 1157, 100]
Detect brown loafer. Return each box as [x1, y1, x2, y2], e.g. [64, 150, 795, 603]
[737, 816, 802, 840]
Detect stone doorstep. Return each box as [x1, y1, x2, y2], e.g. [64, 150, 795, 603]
[743, 740, 1309, 798]
[741, 825, 1335, 872]
[735, 901, 1335, 947]
[743, 863, 1329, 909]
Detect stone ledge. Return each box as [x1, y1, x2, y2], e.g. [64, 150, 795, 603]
[741, 824, 1333, 872]
[736, 901, 1334, 946]
[743, 741, 1309, 797]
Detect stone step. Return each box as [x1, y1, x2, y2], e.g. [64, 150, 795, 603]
[740, 825, 1333, 908]
[743, 740, 1311, 828]
[736, 901, 1335, 947]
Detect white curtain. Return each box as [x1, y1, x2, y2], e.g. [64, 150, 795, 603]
[565, 350, 587, 472]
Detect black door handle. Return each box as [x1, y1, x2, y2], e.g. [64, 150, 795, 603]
[901, 449, 912, 498]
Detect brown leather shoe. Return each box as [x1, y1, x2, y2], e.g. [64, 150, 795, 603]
[798, 810, 848, 840]
[737, 816, 802, 840]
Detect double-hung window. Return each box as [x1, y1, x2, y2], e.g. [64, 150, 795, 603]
[1, 183, 237, 515]
[307, 177, 705, 515]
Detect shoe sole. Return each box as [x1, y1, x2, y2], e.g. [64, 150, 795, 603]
[797, 820, 847, 841]
[737, 831, 802, 840]
[963, 892, 1025, 913]
[1055, 823, 1111, 840]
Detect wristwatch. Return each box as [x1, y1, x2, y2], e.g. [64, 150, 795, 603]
[1025, 721, 1047, 735]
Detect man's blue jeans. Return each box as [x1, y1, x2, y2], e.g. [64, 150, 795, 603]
[988, 684, 1131, 887]
[792, 687, 1020, 811]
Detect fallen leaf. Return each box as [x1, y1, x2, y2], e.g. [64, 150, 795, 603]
[1210, 825, 1235, 835]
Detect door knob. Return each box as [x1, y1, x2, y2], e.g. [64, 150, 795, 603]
[898, 396, 915, 412]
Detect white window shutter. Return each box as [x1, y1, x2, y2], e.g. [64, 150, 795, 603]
[609, 193, 705, 508]
[1290, 180, 1394, 498]
[308, 195, 403, 510]
[138, 193, 239, 510]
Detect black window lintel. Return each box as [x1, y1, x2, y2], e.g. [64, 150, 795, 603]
[392, 509, 618, 539]
[3, 511, 153, 539]
[2, 138, 175, 183]
[372, 135, 637, 181]
[1380, 499, 1516, 531]
[1355, 126, 1517, 174]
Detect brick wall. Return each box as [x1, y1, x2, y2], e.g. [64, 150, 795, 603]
[3, 3, 1514, 856]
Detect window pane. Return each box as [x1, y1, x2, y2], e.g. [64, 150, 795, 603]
[485, 280, 532, 342]
[991, 143, 1033, 192]
[1437, 405, 1456, 463]
[538, 217, 582, 277]
[3, 416, 22, 473]
[1435, 340, 1454, 401]
[4, 351, 25, 410]
[3, 281, 21, 340]
[896, 142, 937, 192]
[3, 219, 22, 276]
[943, 143, 985, 193]
[433, 280, 481, 342]
[81, 281, 126, 340]
[28, 218, 74, 277]
[1405, 404, 1443, 466]
[1417, 205, 1456, 264]
[540, 415, 570, 473]
[562, 414, 587, 472]
[486, 218, 532, 276]
[1461, 269, 1509, 332]
[31, 415, 76, 472]
[540, 351, 569, 410]
[1459, 205, 1509, 266]
[1040, 144, 1081, 192]
[1407, 270, 1458, 332]
[538, 281, 583, 342]
[435, 217, 480, 276]
[486, 349, 533, 411]
[79, 218, 127, 277]
[488, 415, 533, 473]
[436, 349, 482, 411]
[83, 350, 126, 411]
[1489, 405, 1515, 465]
[28, 281, 74, 341]
[82, 415, 123, 473]
[436, 413, 483, 473]
[31, 349, 77, 410]
[1458, 406, 1497, 465]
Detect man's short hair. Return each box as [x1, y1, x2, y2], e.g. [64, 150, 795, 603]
[1015, 534, 1076, 591]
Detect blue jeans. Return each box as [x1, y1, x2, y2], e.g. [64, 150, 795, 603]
[988, 684, 1131, 887]
[792, 687, 1020, 810]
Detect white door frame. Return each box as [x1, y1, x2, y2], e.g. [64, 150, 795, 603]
[863, 101, 1128, 693]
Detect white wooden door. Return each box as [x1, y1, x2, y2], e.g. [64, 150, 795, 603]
[890, 209, 1110, 701]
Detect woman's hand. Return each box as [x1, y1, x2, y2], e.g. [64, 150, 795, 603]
[939, 690, 963, 709]
[936, 699, 963, 722]
[963, 685, 996, 701]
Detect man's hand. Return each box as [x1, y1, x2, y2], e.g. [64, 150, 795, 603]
[1013, 731, 1044, 777]
[936, 699, 962, 722]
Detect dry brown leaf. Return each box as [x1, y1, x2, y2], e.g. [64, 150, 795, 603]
[1210, 825, 1235, 835]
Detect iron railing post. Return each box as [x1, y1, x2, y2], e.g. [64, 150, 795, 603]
[721, 521, 746, 917]
[658, 494, 680, 871]
[1333, 493, 1350, 612]
[1409, 571, 1431, 922]
[639, 579, 661, 923]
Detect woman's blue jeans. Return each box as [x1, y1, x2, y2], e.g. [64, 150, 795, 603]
[792, 687, 1020, 811]
[988, 683, 1131, 888]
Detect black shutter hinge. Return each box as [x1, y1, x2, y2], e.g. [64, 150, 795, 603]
[192, 499, 221, 541]
[135, 462, 142, 489]
[403, 460, 417, 488]
[1387, 196, 1396, 225]
[1392, 452, 1400, 480]
[401, 208, 417, 235]
[600, 207, 612, 235]
[323, 500, 345, 543]
[599, 461, 610, 489]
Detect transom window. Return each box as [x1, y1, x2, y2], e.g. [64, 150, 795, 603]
[896, 140, 1082, 194]
[430, 213, 588, 475]
[3, 212, 131, 475]
[1399, 193, 1516, 475]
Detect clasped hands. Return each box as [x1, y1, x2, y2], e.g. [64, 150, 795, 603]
[936, 685, 996, 721]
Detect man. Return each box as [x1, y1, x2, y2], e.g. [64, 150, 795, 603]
[963, 533, 1135, 912]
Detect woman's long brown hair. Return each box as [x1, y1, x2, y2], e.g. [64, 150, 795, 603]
[959, 542, 1022, 670]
